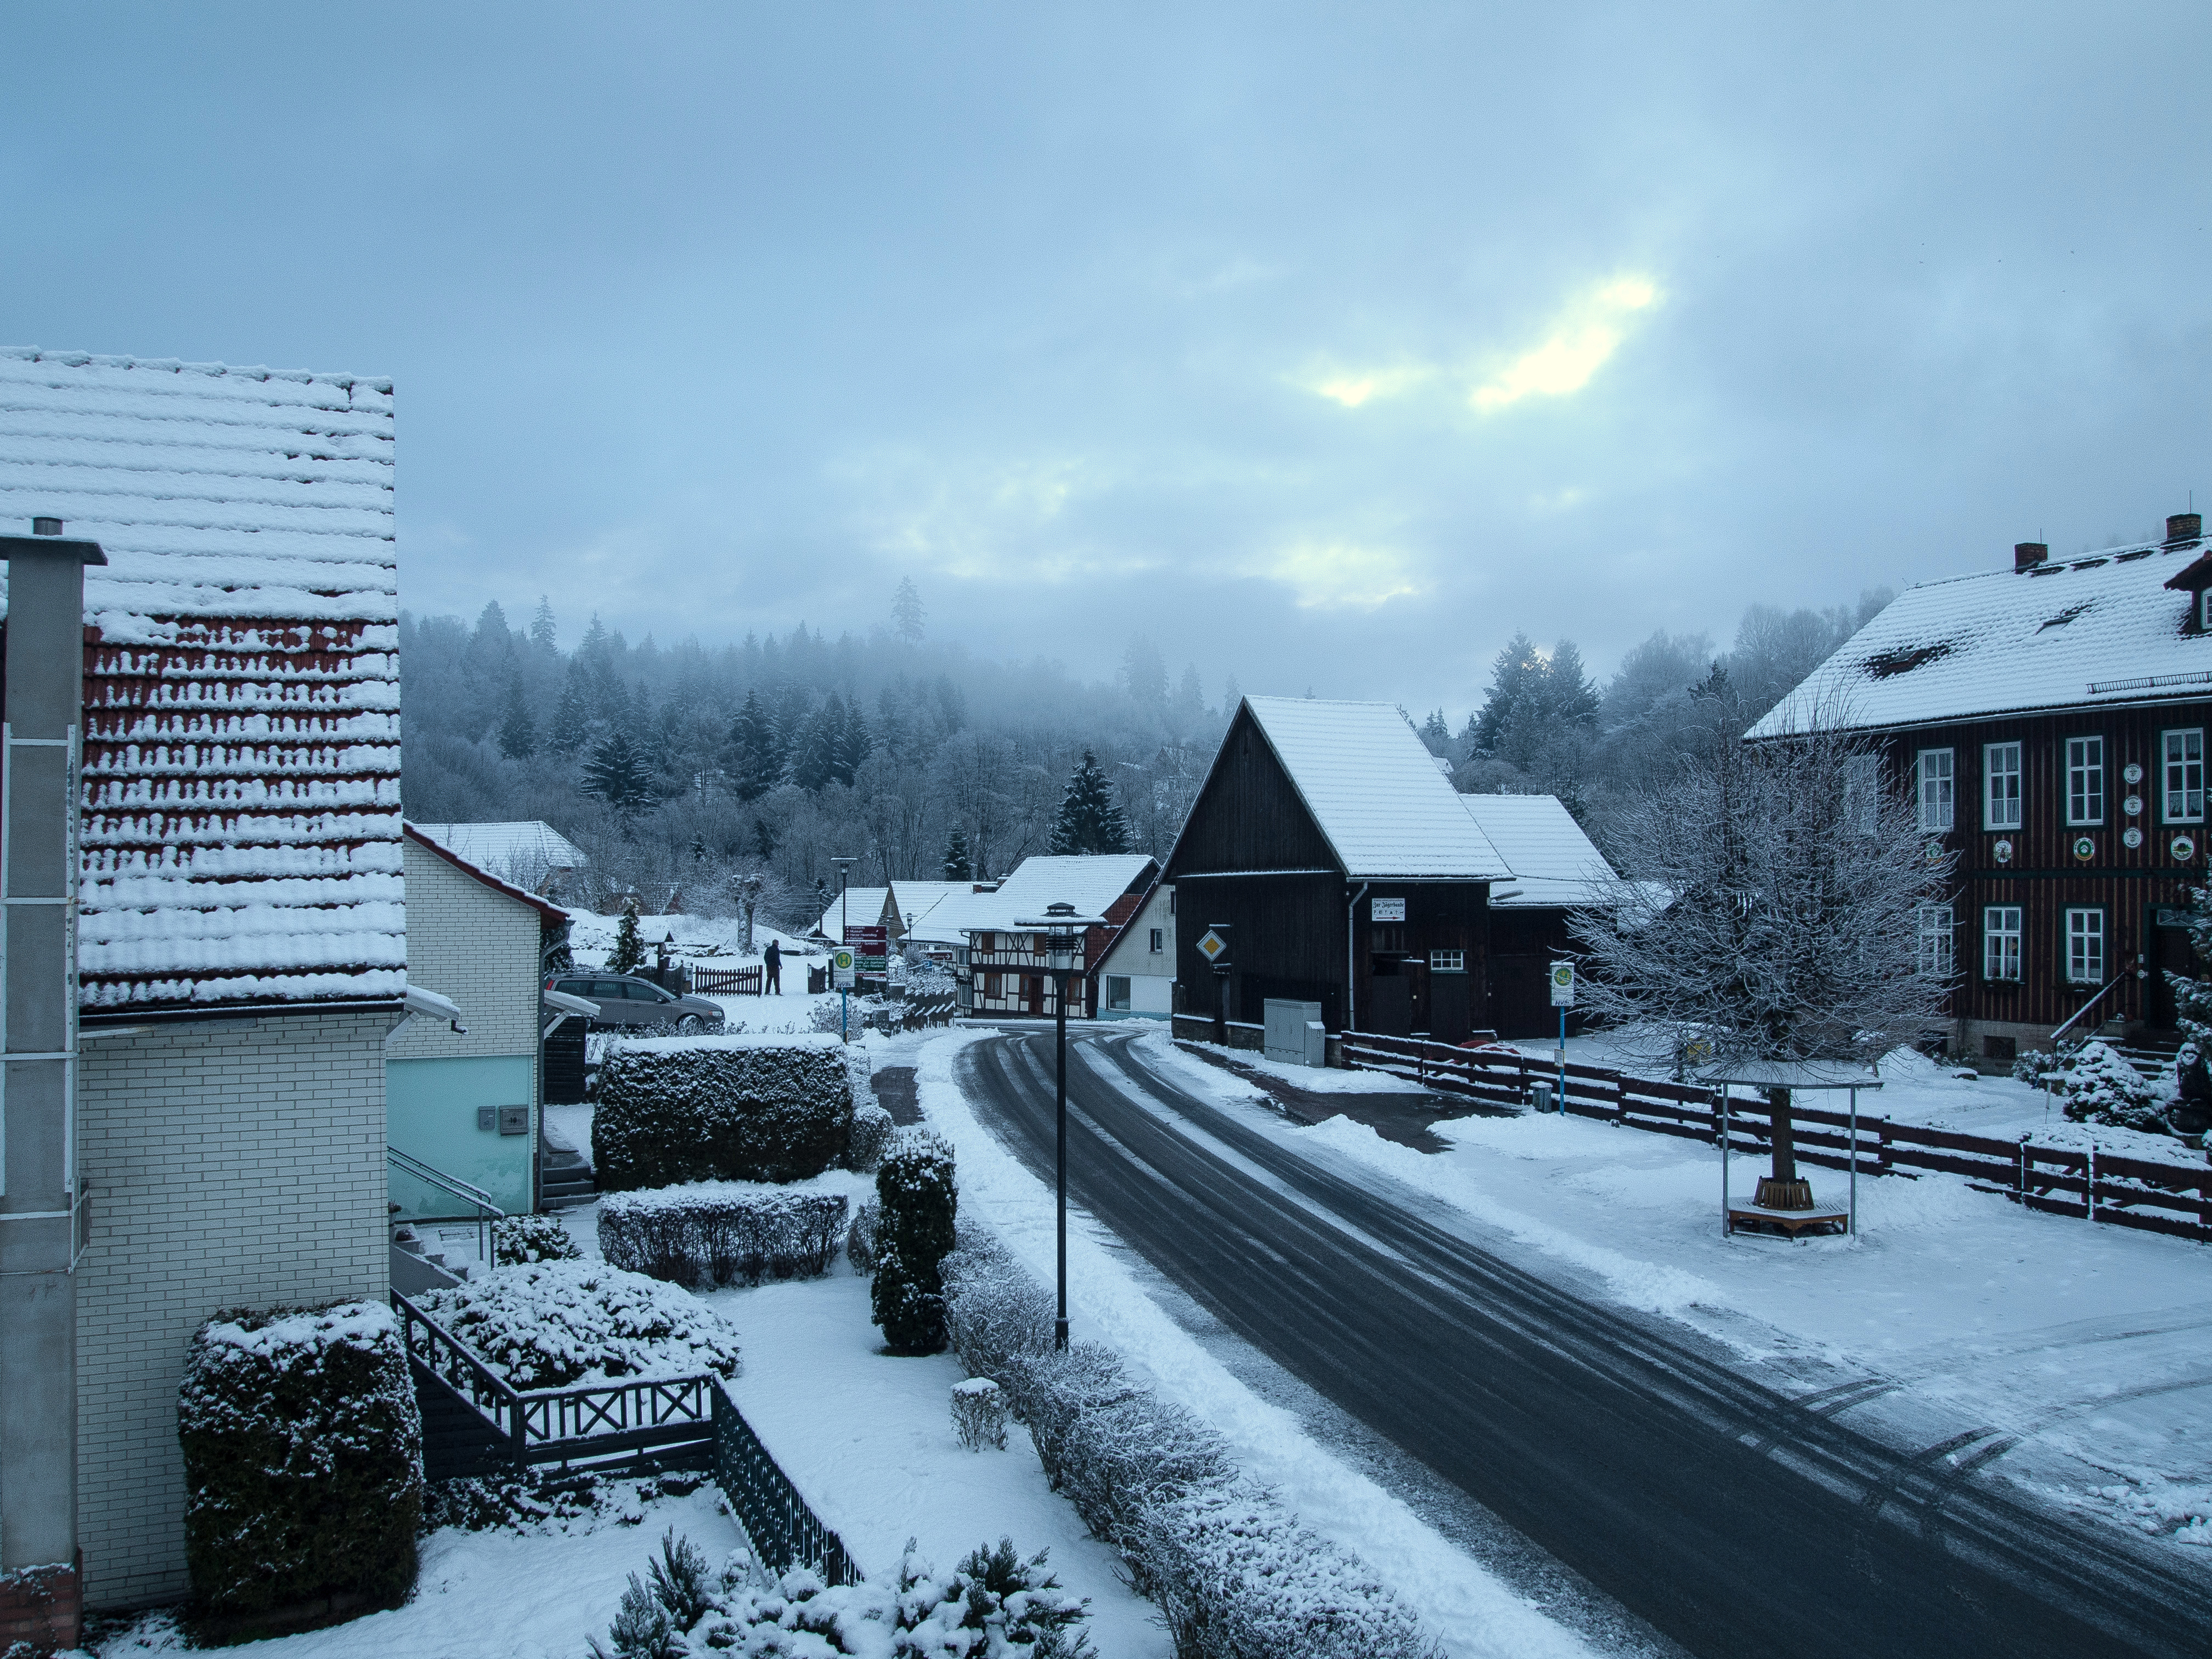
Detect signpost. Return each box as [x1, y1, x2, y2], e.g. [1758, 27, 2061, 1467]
[832, 946, 856, 1039]
[1548, 962, 1575, 1114]
[844, 923, 888, 973]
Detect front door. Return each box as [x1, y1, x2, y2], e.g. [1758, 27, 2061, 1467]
[2147, 908, 2196, 1030]
[1025, 975, 1044, 1015]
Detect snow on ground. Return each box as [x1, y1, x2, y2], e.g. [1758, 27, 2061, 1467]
[1154, 1030, 2212, 1554]
[913, 1028, 1598, 1659]
[1205, 1042, 1432, 1094]
[565, 909, 820, 968]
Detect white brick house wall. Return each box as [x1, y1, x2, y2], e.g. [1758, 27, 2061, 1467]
[73, 1010, 397, 1609]
[388, 838, 544, 1079]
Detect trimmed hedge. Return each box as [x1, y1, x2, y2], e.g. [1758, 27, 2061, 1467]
[178, 1301, 422, 1630]
[600, 1182, 849, 1288]
[417, 1260, 742, 1389]
[592, 1036, 855, 1190]
[871, 1131, 957, 1355]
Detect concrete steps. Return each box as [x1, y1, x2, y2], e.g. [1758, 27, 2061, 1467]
[540, 1141, 596, 1209]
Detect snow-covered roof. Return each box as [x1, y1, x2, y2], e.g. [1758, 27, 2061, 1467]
[403, 823, 568, 924]
[1240, 697, 1509, 879]
[814, 887, 894, 940]
[1749, 528, 2212, 737]
[1, 347, 404, 1014]
[1458, 795, 1624, 909]
[408, 821, 588, 878]
[923, 854, 1157, 938]
[886, 880, 977, 932]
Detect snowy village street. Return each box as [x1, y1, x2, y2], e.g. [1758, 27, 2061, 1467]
[951, 1025, 2212, 1659]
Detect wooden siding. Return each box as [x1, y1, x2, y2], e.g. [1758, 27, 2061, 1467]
[1166, 704, 1341, 877]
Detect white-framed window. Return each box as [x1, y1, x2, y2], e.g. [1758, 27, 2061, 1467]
[1984, 742, 2022, 831]
[1915, 749, 1955, 831]
[1983, 906, 2022, 981]
[1842, 754, 1880, 836]
[2202, 590, 2211, 631]
[1148, 927, 1164, 953]
[1916, 904, 1955, 975]
[2066, 736, 2105, 825]
[2163, 728, 2205, 823]
[2064, 907, 2106, 984]
[1430, 949, 1466, 972]
[1104, 975, 1131, 1011]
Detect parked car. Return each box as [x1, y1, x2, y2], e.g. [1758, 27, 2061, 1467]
[548, 972, 727, 1034]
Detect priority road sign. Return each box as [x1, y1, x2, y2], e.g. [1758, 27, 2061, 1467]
[1196, 929, 1229, 964]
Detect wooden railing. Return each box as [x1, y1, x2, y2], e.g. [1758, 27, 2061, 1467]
[692, 964, 764, 996]
[1339, 1033, 2212, 1245]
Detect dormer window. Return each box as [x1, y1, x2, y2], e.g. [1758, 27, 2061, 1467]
[2200, 590, 2211, 632]
[2160, 550, 2212, 632]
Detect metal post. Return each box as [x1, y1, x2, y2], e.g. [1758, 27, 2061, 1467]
[1054, 964, 1070, 1352]
[1720, 1088, 1731, 1238]
[1848, 1087, 1858, 1238]
[1556, 1005, 1567, 1113]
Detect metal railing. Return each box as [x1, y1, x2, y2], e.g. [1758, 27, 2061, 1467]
[712, 1384, 860, 1583]
[2049, 957, 2141, 1045]
[388, 1146, 505, 1266]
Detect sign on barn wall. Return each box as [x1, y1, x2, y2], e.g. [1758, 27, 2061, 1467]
[1371, 897, 1406, 922]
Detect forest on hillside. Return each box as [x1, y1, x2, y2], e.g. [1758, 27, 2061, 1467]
[397, 577, 1893, 927]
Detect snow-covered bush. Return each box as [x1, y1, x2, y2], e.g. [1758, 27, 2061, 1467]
[943, 1228, 1055, 1377]
[416, 1260, 741, 1389]
[593, 1035, 855, 1190]
[2010, 1048, 2059, 1086]
[952, 1378, 1008, 1452]
[590, 1532, 1093, 1657]
[845, 1101, 895, 1174]
[873, 1131, 958, 1355]
[493, 1212, 582, 1266]
[2051, 1039, 2170, 1132]
[847, 1197, 881, 1276]
[178, 1301, 422, 1627]
[600, 1182, 848, 1288]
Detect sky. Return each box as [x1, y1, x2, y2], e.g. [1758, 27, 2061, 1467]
[3, 2, 2207, 715]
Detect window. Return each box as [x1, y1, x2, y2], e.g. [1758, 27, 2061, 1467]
[2066, 736, 2104, 825]
[1916, 904, 1955, 975]
[1983, 906, 2022, 981]
[2164, 729, 2205, 823]
[1105, 975, 1131, 1011]
[973, 932, 994, 953]
[1148, 927, 1164, 954]
[2064, 907, 2106, 984]
[1842, 754, 1880, 835]
[1915, 749, 1954, 831]
[1430, 949, 1465, 972]
[1983, 742, 2022, 831]
[981, 972, 1001, 997]
[1371, 924, 1406, 953]
[2202, 590, 2211, 632]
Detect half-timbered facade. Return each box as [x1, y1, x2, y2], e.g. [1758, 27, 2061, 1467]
[947, 854, 1156, 1018]
[1753, 511, 2212, 1059]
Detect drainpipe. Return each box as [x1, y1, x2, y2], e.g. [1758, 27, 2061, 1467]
[1345, 882, 1369, 1042]
[0, 521, 105, 1649]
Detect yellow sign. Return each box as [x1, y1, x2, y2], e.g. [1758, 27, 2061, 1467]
[1197, 929, 1229, 964]
[1549, 962, 1576, 1007]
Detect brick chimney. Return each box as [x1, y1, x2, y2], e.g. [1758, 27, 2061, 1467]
[2013, 541, 2048, 571]
[2167, 512, 2204, 545]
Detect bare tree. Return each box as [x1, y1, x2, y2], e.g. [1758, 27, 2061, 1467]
[1570, 707, 1955, 1204]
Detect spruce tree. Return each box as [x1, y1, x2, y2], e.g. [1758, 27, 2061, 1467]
[1048, 749, 1132, 855]
[789, 699, 841, 792]
[892, 576, 925, 645]
[583, 730, 654, 814]
[546, 669, 592, 755]
[496, 682, 536, 760]
[943, 828, 973, 881]
[727, 689, 782, 801]
[529, 596, 557, 653]
[608, 893, 646, 973]
[834, 702, 872, 786]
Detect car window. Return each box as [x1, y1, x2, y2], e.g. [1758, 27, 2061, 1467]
[624, 980, 672, 1001]
[556, 979, 589, 996]
[591, 980, 629, 998]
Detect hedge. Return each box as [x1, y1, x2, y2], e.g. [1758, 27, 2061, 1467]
[592, 1035, 855, 1190]
[599, 1182, 850, 1288]
[872, 1131, 957, 1355]
[416, 1260, 742, 1390]
[178, 1301, 422, 1632]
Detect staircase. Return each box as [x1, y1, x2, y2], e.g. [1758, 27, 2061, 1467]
[540, 1135, 596, 1209]
[391, 1212, 472, 1289]
[2118, 1034, 2185, 1082]
[413, 1359, 520, 1481]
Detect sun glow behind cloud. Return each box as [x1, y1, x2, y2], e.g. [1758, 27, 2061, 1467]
[1259, 540, 1422, 609]
[1294, 363, 1435, 409]
[1471, 275, 1661, 411]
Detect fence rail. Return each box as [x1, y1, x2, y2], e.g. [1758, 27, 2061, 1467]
[692, 964, 764, 996]
[712, 1385, 860, 1584]
[1338, 1034, 2212, 1245]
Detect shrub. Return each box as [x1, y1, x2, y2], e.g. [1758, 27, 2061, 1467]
[846, 1101, 895, 1173]
[178, 1301, 422, 1628]
[2052, 1039, 2170, 1132]
[943, 1228, 1054, 1377]
[600, 1182, 849, 1288]
[847, 1197, 881, 1275]
[872, 1131, 958, 1355]
[592, 1035, 855, 1190]
[493, 1212, 582, 1266]
[416, 1260, 741, 1389]
[952, 1378, 1008, 1452]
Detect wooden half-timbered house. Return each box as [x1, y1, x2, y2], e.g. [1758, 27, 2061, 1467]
[1752, 510, 2212, 1060]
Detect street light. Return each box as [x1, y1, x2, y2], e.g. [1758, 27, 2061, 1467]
[1015, 900, 1107, 1350]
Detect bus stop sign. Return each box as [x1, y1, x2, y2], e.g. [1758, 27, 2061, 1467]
[1549, 962, 1576, 1007]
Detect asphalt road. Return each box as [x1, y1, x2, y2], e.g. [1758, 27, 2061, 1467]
[956, 1029, 2212, 1659]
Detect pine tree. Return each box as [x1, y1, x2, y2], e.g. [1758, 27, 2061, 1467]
[834, 702, 872, 786]
[943, 828, 973, 881]
[1048, 749, 1132, 855]
[726, 689, 782, 801]
[497, 681, 536, 760]
[893, 576, 925, 645]
[608, 893, 646, 974]
[753, 817, 776, 860]
[529, 596, 557, 653]
[546, 668, 592, 756]
[583, 730, 654, 814]
[788, 698, 842, 792]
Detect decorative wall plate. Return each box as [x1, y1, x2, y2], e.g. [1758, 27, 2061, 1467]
[2175, 834, 2198, 862]
[2124, 794, 2145, 817]
[1993, 838, 2013, 864]
[2073, 835, 2096, 860]
[2124, 827, 2145, 849]
[2124, 763, 2145, 785]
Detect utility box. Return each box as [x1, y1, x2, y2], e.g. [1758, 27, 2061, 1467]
[1264, 999, 1325, 1067]
[498, 1105, 531, 1136]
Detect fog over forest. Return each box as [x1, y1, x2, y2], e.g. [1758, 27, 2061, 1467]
[399, 578, 1893, 927]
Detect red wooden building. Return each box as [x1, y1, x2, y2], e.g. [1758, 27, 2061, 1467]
[1751, 510, 2212, 1060]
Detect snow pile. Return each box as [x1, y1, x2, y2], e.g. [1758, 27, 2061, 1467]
[417, 1260, 742, 1389]
[600, 1180, 853, 1288]
[2089, 1478, 2212, 1545]
[594, 1035, 855, 1190]
[2050, 1040, 2171, 1133]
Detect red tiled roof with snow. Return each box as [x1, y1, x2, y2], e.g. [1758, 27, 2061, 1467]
[0, 347, 403, 1015]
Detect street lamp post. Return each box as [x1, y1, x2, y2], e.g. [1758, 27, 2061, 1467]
[1017, 901, 1106, 1351]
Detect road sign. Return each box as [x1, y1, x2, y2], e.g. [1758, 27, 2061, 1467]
[832, 947, 856, 990]
[1196, 929, 1229, 965]
[1549, 962, 1577, 1007]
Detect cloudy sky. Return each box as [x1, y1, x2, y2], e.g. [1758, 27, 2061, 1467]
[4, 3, 2206, 713]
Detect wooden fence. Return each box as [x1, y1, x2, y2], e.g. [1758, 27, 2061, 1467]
[692, 964, 764, 996]
[1340, 1032, 2212, 1245]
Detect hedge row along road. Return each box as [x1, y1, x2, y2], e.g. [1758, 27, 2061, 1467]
[955, 1029, 2211, 1659]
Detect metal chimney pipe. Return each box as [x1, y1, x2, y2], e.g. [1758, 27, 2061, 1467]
[0, 525, 105, 1651]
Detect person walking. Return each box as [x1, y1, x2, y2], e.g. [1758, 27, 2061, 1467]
[763, 937, 781, 995]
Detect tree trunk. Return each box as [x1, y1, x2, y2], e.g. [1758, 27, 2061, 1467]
[1756, 1085, 1814, 1210]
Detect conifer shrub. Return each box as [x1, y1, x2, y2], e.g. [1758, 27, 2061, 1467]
[592, 1035, 855, 1189]
[599, 1182, 849, 1287]
[608, 892, 647, 974]
[2051, 1039, 2170, 1132]
[871, 1131, 958, 1355]
[846, 1196, 881, 1275]
[416, 1260, 741, 1389]
[492, 1212, 582, 1265]
[177, 1301, 422, 1632]
[845, 1100, 895, 1173]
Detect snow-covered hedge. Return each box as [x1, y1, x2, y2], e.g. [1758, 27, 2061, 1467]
[872, 1131, 958, 1355]
[2052, 1039, 2171, 1133]
[600, 1181, 849, 1288]
[846, 1100, 895, 1173]
[417, 1260, 742, 1390]
[593, 1034, 855, 1190]
[589, 1530, 1094, 1657]
[494, 1212, 583, 1266]
[940, 1229, 1439, 1659]
[178, 1301, 422, 1627]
